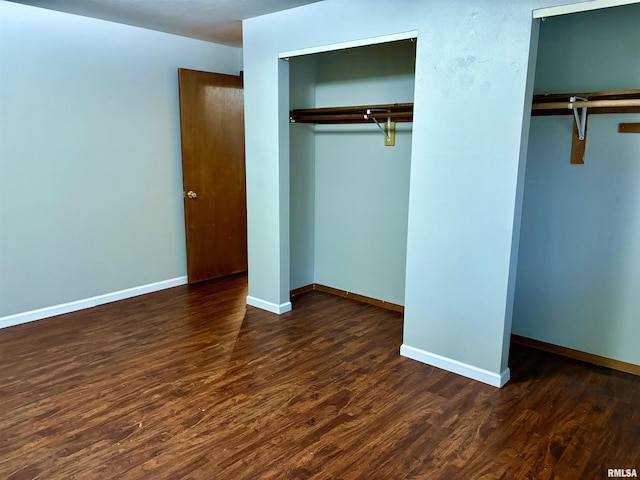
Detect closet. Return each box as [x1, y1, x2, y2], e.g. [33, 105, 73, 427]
[512, 3, 640, 374]
[288, 39, 416, 309]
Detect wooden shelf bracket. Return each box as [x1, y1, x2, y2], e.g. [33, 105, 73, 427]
[619, 123, 640, 133]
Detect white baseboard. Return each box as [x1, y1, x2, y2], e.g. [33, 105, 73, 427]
[400, 344, 510, 388]
[246, 296, 292, 314]
[0, 276, 188, 330]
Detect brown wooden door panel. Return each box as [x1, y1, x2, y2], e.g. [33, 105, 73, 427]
[178, 69, 247, 283]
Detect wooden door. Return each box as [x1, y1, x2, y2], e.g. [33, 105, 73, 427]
[178, 68, 247, 283]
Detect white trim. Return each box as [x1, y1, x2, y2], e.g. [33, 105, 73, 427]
[278, 30, 418, 59]
[533, 0, 639, 18]
[400, 344, 510, 388]
[246, 296, 292, 314]
[0, 276, 188, 330]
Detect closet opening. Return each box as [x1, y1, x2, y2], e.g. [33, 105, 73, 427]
[512, 2, 640, 376]
[286, 38, 417, 314]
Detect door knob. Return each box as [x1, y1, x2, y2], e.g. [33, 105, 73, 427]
[187, 190, 197, 199]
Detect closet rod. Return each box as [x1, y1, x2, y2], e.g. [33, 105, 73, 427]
[533, 88, 640, 102]
[532, 98, 640, 111]
[290, 102, 413, 124]
[532, 89, 640, 116]
[291, 112, 412, 124]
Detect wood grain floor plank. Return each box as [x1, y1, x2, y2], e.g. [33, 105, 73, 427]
[0, 273, 638, 479]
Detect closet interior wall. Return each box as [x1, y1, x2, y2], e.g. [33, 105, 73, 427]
[289, 40, 416, 306]
[513, 3, 640, 367]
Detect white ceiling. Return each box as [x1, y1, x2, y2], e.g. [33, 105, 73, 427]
[7, 0, 325, 47]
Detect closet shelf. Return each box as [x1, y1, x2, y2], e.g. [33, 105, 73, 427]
[290, 102, 413, 124]
[532, 89, 640, 116]
[289, 91, 639, 123]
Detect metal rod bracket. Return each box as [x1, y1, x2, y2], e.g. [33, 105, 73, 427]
[568, 96, 588, 140]
[364, 108, 392, 141]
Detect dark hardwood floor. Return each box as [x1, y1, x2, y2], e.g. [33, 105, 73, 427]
[0, 274, 638, 479]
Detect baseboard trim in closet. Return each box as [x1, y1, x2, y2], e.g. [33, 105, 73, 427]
[291, 283, 404, 313]
[511, 334, 640, 376]
[290, 284, 315, 297]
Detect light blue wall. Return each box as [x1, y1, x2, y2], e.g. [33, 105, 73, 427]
[289, 41, 415, 303]
[313, 41, 416, 107]
[533, 4, 640, 93]
[289, 55, 317, 290]
[314, 122, 412, 305]
[0, 2, 240, 318]
[402, 2, 542, 382]
[513, 3, 640, 366]
[244, 0, 561, 384]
